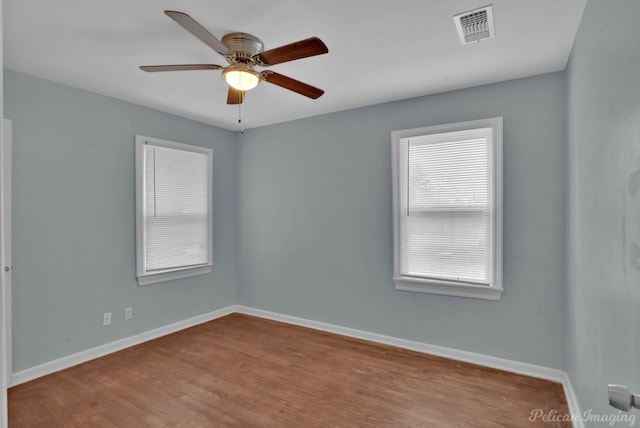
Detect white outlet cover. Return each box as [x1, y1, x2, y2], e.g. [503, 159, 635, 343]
[124, 307, 133, 320]
[103, 312, 112, 326]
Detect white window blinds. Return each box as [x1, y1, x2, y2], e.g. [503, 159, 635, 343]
[392, 118, 502, 299]
[397, 128, 493, 285]
[145, 145, 210, 271]
[136, 136, 213, 285]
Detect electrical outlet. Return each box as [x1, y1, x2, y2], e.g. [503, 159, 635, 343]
[102, 312, 112, 326]
[124, 307, 133, 321]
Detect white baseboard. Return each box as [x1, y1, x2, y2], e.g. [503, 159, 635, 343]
[9, 305, 235, 387]
[9, 303, 583, 428]
[237, 306, 585, 428]
[236, 305, 566, 382]
[562, 373, 585, 428]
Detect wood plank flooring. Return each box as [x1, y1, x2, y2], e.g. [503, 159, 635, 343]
[9, 313, 570, 427]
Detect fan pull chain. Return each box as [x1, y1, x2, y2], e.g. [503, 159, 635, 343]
[238, 102, 245, 134]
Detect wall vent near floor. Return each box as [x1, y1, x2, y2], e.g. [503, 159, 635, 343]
[453, 5, 495, 44]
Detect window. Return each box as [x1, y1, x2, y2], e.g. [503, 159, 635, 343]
[135, 135, 213, 286]
[391, 118, 502, 300]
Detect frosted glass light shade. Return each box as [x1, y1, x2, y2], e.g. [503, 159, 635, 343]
[223, 67, 260, 91]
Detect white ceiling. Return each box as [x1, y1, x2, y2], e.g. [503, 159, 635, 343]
[4, 0, 586, 131]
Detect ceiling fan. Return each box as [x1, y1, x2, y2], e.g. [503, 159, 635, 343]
[140, 10, 329, 105]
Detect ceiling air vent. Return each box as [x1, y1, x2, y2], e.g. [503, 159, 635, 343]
[453, 5, 495, 45]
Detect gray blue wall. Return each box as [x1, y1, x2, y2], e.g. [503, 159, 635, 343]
[237, 72, 567, 369]
[566, 0, 640, 423]
[6, 67, 568, 373]
[4, 70, 237, 371]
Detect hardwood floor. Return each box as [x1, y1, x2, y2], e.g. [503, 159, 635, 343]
[9, 314, 570, 427]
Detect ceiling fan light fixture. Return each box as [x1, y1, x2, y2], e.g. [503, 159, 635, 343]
[223, 65, 260, 91]
[141, 11, 328, 105]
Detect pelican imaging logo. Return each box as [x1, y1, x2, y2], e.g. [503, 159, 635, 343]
[529, 409, 636, 426]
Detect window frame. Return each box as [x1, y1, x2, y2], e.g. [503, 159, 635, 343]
[391, 118, 503, 300]
[135, 135, 213, 286]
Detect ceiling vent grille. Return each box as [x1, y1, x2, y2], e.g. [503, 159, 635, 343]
[453, 5, 495, 45]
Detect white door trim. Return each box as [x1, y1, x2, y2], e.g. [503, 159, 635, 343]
[0, 118, 11, 428]
[1, 119, 12, 384]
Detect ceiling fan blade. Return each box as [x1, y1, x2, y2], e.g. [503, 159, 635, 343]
[164, 10, 230, 56]
[139, 64, 223, 72]
[227, 87, 245, 105]
[254, 37, 328, 66]
[261, 71, 324, 99]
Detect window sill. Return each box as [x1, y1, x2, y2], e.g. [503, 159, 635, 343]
[137, 265, 213, 286]
[393, 276, 502, 301]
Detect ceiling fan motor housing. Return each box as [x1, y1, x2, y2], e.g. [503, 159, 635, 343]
[221, 33, 264, 63]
